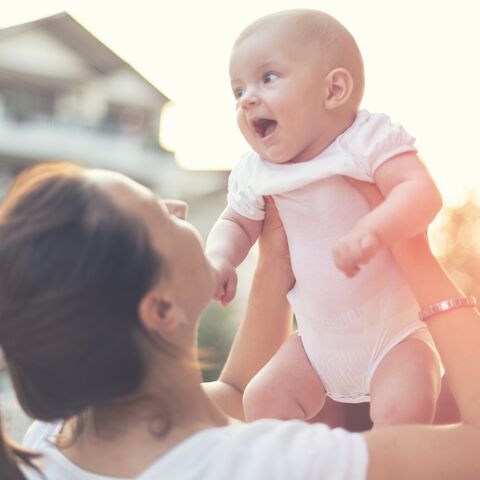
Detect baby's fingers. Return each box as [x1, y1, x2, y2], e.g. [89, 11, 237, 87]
[214, 283, 225, 302]
[332, 241, 360, 277]
[221, 271, 238, 306]
[360, 234, 380, 261]
[333, 228, 381, 277]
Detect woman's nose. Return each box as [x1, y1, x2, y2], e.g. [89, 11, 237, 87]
[166, 200, 188, 220]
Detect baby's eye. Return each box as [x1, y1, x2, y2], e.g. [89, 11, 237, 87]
[233, 87, 245, 100]
[263, 72, 278, 84]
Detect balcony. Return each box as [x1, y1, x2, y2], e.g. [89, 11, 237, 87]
[0, 111, 174, 187]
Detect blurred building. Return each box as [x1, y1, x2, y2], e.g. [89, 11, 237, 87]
[0, 12, 227, 199]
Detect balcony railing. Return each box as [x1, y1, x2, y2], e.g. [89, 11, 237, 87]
[0, 112, 173, 187]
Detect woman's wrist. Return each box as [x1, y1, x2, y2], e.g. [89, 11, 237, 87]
[256, 254, 295, 290]
[389, 232, 430, 265]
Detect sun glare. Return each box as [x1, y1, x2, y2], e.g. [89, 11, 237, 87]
[159, 102, 177, 153]
[1, 0, 479, 205]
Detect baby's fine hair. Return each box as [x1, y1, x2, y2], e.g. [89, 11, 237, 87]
[235, 9, 365, 107]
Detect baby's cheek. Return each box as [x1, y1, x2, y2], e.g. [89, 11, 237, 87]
[236, 110, 245, 128]
[237, 119, 250, 139]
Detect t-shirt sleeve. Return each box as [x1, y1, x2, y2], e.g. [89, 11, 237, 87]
[20, 466, 45, 480]
[276, 423, 369, 480]
[21, 421, 61, 480]
[349, 112, 417, 180]
[227, 152, 265, 221]
[23, 420, 61, 449]
[236, 421, 369, 480]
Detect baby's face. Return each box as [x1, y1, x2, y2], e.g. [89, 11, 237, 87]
[230, 28, 331, 164]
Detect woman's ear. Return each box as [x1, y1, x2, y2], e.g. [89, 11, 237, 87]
[324, 68, 354, 110]
[138, 290, 184, 333]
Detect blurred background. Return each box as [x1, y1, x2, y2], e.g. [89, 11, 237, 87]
[0, 0, 479, 440]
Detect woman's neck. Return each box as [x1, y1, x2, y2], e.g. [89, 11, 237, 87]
[60, 362, 231, 477]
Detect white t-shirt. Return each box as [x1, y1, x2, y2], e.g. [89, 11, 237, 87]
[22, 419, 368, 479]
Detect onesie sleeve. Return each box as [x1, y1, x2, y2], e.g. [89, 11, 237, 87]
[347, 112, 417, 180]
[227, 152, 265, 221]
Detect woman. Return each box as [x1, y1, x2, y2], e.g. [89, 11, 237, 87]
[0, 162, 478, 479]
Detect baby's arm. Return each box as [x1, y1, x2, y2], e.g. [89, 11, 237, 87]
[204, 197, 294, 419]
[333, 152, 442, 277]
[206, 205, 262, 305]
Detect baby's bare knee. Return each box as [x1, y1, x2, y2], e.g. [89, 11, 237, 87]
[371, 388, 437, 427]
[243, 380, 275, 420]
[243, 378, 322, 421]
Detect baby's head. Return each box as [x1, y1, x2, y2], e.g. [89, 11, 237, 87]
[230, 9, 364, 164]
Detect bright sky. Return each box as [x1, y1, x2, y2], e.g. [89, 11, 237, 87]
[1, 0, 480, 206]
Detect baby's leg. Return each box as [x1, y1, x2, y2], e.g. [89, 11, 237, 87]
[369, 335, 441, 428]
[243, 333, 326, 421]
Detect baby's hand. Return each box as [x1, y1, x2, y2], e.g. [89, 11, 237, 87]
[332, 226, 382, 277]
[210, 258, 238, 306]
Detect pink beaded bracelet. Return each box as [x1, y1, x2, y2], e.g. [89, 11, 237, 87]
[418, 296, 477, 321]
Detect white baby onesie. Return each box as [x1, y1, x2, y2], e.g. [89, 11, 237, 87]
[228, 110, 437, 403]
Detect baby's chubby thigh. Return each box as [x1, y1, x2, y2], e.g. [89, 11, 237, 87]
[243, 333, 326, 421]
[369, 329, 442, 428]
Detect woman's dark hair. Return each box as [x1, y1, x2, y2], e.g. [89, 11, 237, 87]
[0, 162, 163, 476]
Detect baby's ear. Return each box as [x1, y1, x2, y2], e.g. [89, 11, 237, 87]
[323, 68, 354, 110]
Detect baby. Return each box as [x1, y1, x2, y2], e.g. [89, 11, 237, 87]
[206, 9, 443, 427]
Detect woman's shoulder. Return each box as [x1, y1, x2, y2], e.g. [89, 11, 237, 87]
[20, 420, 368, 480]
[21, 421, 76, 480]
[141, 419, 368, 480]
[23, 420, 62, 450]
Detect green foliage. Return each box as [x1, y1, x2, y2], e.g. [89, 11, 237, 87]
[198, 303, 238, 382]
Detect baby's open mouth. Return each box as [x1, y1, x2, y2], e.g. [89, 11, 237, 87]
[253, 118, 277, 138]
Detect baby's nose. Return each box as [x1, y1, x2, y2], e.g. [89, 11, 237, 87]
[240, 90, 260, 109]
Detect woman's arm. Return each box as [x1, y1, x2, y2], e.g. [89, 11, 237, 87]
[204, 197, 294, 419]
[365, 256, 480, 479]
[365, 423, 480, 479]
[390, 234, 480, 424]
[352, 178, 480, 424]
[350, 179, 480, 479]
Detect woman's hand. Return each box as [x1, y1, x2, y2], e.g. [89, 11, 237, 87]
[258, 196, 295, 288]
[259, 197, 290, 261]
